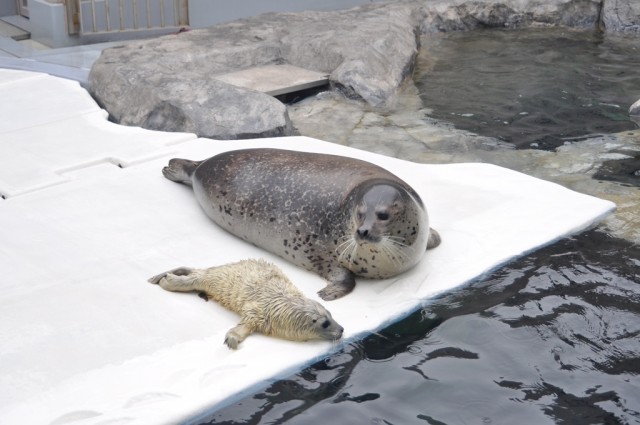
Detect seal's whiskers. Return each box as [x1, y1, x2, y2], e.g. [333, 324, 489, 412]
[379, 236, 411, 267]
[336, 236, 358, 267]
[387, 235, 408, 244]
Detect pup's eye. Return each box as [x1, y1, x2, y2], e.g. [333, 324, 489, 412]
[322, 320, 330, 329]
[377, 212, 389, 220]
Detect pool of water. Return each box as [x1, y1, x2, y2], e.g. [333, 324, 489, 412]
[415, 28, 640, 150]
[196, 28, 640, 424]
[199, 229, 640, 424]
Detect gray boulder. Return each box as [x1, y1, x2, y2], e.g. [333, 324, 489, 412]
[90, 67, 292, 140]
[419, 0, 602, 32]
[278, 3, 421, 107]
[601, 0, 640, 32]
[89, 27, 293, 139]
[89, 2, 421, 138]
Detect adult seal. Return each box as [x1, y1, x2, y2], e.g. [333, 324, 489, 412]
[162, 148, 441, 300]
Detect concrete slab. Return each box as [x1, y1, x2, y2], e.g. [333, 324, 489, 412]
[17, 38, 49, 50]
[30, 45, 108, 69]
[0, 15, 31, 34]
[213, 64, 329, 96]
[0, 56, 91, 84]
[0, 19, 29, 40]
[0, 35, 31, 57]
[0, 37, 128, 83]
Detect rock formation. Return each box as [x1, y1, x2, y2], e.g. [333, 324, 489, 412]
[88, 0, 638, 139]
[601, 0, 640, 32]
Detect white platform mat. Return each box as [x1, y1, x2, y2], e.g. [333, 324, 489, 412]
[0, 69, 195, 198]
[0, 70, 615, 425]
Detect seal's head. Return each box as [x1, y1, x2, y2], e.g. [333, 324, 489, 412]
[338, 183, 429, 278]
[305, 300, 344, 341]
[265, 297, 344, 342]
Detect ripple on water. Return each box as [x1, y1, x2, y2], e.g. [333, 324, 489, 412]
[415, 28, 640, 150]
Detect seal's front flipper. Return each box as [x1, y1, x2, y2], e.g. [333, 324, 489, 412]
[162, 158, 202, 185]
[148, 267, 199, 294]
[426, 228, 441, 250]
[318, 269, 356, 301]
[225, 323, 254, 349]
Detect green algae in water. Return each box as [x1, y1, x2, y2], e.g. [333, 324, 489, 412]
[415, 28, 640, 150]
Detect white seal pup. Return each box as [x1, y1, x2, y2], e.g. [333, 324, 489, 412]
[148, 259, 344, 348]
[162, 148, 441, 300]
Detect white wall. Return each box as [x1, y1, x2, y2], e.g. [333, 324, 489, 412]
[0, 1, 18, 16]
[188, 0, 379, 28]
[30, 0, 74, 47]
[27, 0, 381, 48]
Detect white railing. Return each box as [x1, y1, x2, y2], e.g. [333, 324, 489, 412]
[65, 0, 188, 36]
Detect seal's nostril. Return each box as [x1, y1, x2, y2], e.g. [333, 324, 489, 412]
[357, 228, 369, 237]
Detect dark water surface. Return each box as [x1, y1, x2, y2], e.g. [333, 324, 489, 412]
[415, 28, 640, 150]
[198, 229, 640, 424]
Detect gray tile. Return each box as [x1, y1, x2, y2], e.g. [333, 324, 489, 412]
[213, 64, 329, 96]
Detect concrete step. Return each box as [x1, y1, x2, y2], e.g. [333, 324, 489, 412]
[0, 16, 30, 41]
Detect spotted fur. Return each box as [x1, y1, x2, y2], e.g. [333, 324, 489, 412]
[162, 148, 440, 301]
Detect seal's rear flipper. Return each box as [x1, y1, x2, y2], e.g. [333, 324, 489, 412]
[147, 267, 195, 284]
[162, 158, 202, 185]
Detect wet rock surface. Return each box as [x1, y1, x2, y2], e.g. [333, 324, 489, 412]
[420, 0, 602, 32]
[601, 0, 640, 32]
[593, 152, 640, 185]
[89, 0, 637, 140]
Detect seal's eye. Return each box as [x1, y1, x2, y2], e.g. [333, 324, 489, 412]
[321, 320, 331, 329]
[376, 212, 389, 221]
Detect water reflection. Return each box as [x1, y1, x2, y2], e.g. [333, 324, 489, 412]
[201, 229, 639, 424]
[415, 28, 640, 149]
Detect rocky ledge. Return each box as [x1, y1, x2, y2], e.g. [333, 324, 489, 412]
[89, 0, 640, 140]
